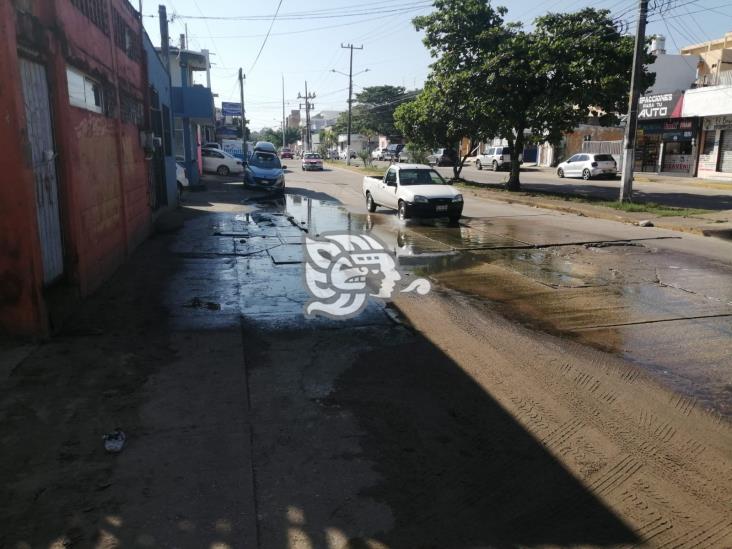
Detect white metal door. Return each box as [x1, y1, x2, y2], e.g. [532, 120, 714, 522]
[718, 130, 732, 173]
[19, 57, 64, 284]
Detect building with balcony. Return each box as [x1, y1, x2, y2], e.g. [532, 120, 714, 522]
[156, 44, 215, 187]
[679, 32, 732, 180]
[681, 32, 732, 87]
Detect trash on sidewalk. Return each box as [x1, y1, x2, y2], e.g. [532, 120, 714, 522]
[103, 429, 126, 453]
[638, 220, 654, 227]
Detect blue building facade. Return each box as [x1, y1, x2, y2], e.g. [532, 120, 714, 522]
[144, 32, 178, 209]
[157, 46, 215, 188]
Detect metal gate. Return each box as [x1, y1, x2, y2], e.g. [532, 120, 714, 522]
[19, 57, 64, 284]
[718, 130, 732, 173]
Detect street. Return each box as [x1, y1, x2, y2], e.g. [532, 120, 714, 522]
[4, 165, 730, 548]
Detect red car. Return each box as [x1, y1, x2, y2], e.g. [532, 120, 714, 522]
[301, 152, 323, 171]
[280, 148, 294, 159]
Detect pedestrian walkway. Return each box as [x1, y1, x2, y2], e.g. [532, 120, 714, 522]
[0, 194, 259, 547]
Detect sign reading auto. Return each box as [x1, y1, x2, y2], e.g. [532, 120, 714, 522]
[638, 91, 684, 119]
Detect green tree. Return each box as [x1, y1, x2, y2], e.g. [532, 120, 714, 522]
[394, 76, 490, 179]
[320, 128, 336, 150]
[331, 85, 412, 138]
[413, 1, 654, 190]
[353, 85, 409, 137]
[255, 126, 300, 148]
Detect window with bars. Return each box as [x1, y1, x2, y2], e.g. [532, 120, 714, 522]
[112, 8, 141, 62]
[120, 91, 143, 126]
[70, 0, 109, 35]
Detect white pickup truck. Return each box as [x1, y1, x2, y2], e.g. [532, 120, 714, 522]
[362, 163, 463, 222]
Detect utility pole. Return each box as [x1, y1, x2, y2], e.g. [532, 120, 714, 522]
[282, 75, 286, 149]
[298, 81, 315, 152]
[158, 5, 169, 71]
[341, 43, 363, 165]
[239, 68, 248, 161]
[620, 0, 649, 202]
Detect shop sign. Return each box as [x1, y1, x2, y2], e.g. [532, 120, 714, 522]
[703, 115, 732, 130]
[662, 155, 691, 172]
[221, 102, 242, 117]
[638, 91, 684, 119]
[639, 118, 696, 138]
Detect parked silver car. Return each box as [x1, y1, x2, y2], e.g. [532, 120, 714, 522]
[475, 146, 521, 171]
[427, 148, 455, 167]
[557, 153, 618, 180]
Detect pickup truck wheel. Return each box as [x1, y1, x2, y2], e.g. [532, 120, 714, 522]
[366, 192, 377, 213]
[492, 161, 499, 172]
[476, 159, 482, 170]
[398, 200, 409, 221]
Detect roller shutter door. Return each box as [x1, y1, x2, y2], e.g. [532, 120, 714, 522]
[719, 130, 732, 173]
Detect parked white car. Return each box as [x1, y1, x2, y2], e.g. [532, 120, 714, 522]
[362, 164, 463, 222]
[201, 148, 244, 176]
[371, 147, 389, 161]
[557, 153, 618, 180]
[475, 145, 522, 171]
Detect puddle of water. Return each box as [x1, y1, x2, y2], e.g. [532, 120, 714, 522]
[194, 194, 732, 416]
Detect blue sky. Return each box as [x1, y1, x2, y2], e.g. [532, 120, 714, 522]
[142, 0, 732, 131]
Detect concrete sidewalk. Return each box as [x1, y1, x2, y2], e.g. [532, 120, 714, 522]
[0, 195, 259, 547]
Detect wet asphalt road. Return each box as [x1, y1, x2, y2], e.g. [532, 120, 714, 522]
[185, 169, 731, 548]
[3, 169, 731, 548]
[277, 165, 732, 416]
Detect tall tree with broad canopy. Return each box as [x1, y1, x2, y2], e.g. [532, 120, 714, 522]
[353, 85, 410, 137]
[412, 0, 654, 190]
[333, 85, 414, 137]
[394, 76, 489, 180]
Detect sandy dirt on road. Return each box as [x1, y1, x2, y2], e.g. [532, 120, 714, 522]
[393, 288, 732, 547]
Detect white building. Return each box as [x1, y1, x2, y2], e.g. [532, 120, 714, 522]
[337, 133, 369, 156]
[646, 36, 700, 93]
[683, 84, 732, 180]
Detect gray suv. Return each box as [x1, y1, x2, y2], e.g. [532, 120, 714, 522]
[475, 146, 522, 171]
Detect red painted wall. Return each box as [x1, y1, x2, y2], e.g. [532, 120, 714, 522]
[0, 1, 48, 335]
[0, 0, 152, 335]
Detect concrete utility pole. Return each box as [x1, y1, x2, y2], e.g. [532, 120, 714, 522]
[341, 43, 363, 165]
[158, 5, 169, 71]
[620, 0, 649, 202]
[239, 68, 248, 161]
[298, 82, 315, 152]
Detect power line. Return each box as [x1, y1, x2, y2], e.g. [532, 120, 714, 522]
[249, 0, 284, 74]
[187, 9, 427, 40]
[154, 2, 431, 21]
